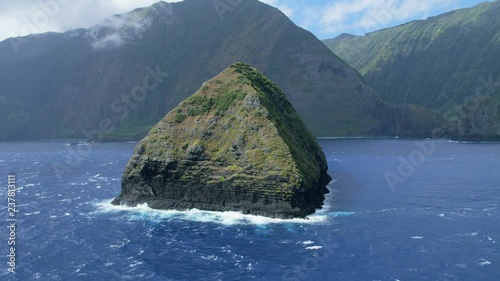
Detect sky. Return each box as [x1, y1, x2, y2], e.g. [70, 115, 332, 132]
[0, 0, 491, 42]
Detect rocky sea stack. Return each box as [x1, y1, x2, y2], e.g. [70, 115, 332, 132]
[112, 63, 332, 219]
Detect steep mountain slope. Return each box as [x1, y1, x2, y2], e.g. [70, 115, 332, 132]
[0, 0, 423, 140]
[324, 1, 500, 139]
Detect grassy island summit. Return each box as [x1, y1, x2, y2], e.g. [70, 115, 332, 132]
[112, 62, 332, 219]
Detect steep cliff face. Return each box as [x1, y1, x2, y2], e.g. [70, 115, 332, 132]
[397, 105, 449, 138]
[324, 1, 500, 140]
[112, 63, 332, 219]
[0, 0, 415, 140]
[451, 96, 500, 140]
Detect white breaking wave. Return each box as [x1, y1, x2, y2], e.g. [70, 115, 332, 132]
[129, 261, 143, 268]
[93, 199, 329, 226]
[478, 260, 491, 266]
[330, 212, 355, 218]
[305, 246, 323, 250]
[411, 236, 424, 240]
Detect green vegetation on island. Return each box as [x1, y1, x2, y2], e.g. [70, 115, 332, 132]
[112, 62, 332, 218]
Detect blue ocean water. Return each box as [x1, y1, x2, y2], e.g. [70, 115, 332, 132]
[0, 139, 499, 281]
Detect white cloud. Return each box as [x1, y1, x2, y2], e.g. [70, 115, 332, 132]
[88, 13, 152, 50]
[260, 0, 295, 17]
[90, 32, 124, 50]
[0, 0, 468, 44]
[0, 0, 181, 42]
[317, 0, 458, 35]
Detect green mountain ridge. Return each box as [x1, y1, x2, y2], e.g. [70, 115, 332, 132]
[0, 0, 435, 140]
[324, 0, 500, 140]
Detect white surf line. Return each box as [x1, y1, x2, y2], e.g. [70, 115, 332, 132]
[93, 199, 330, 225]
